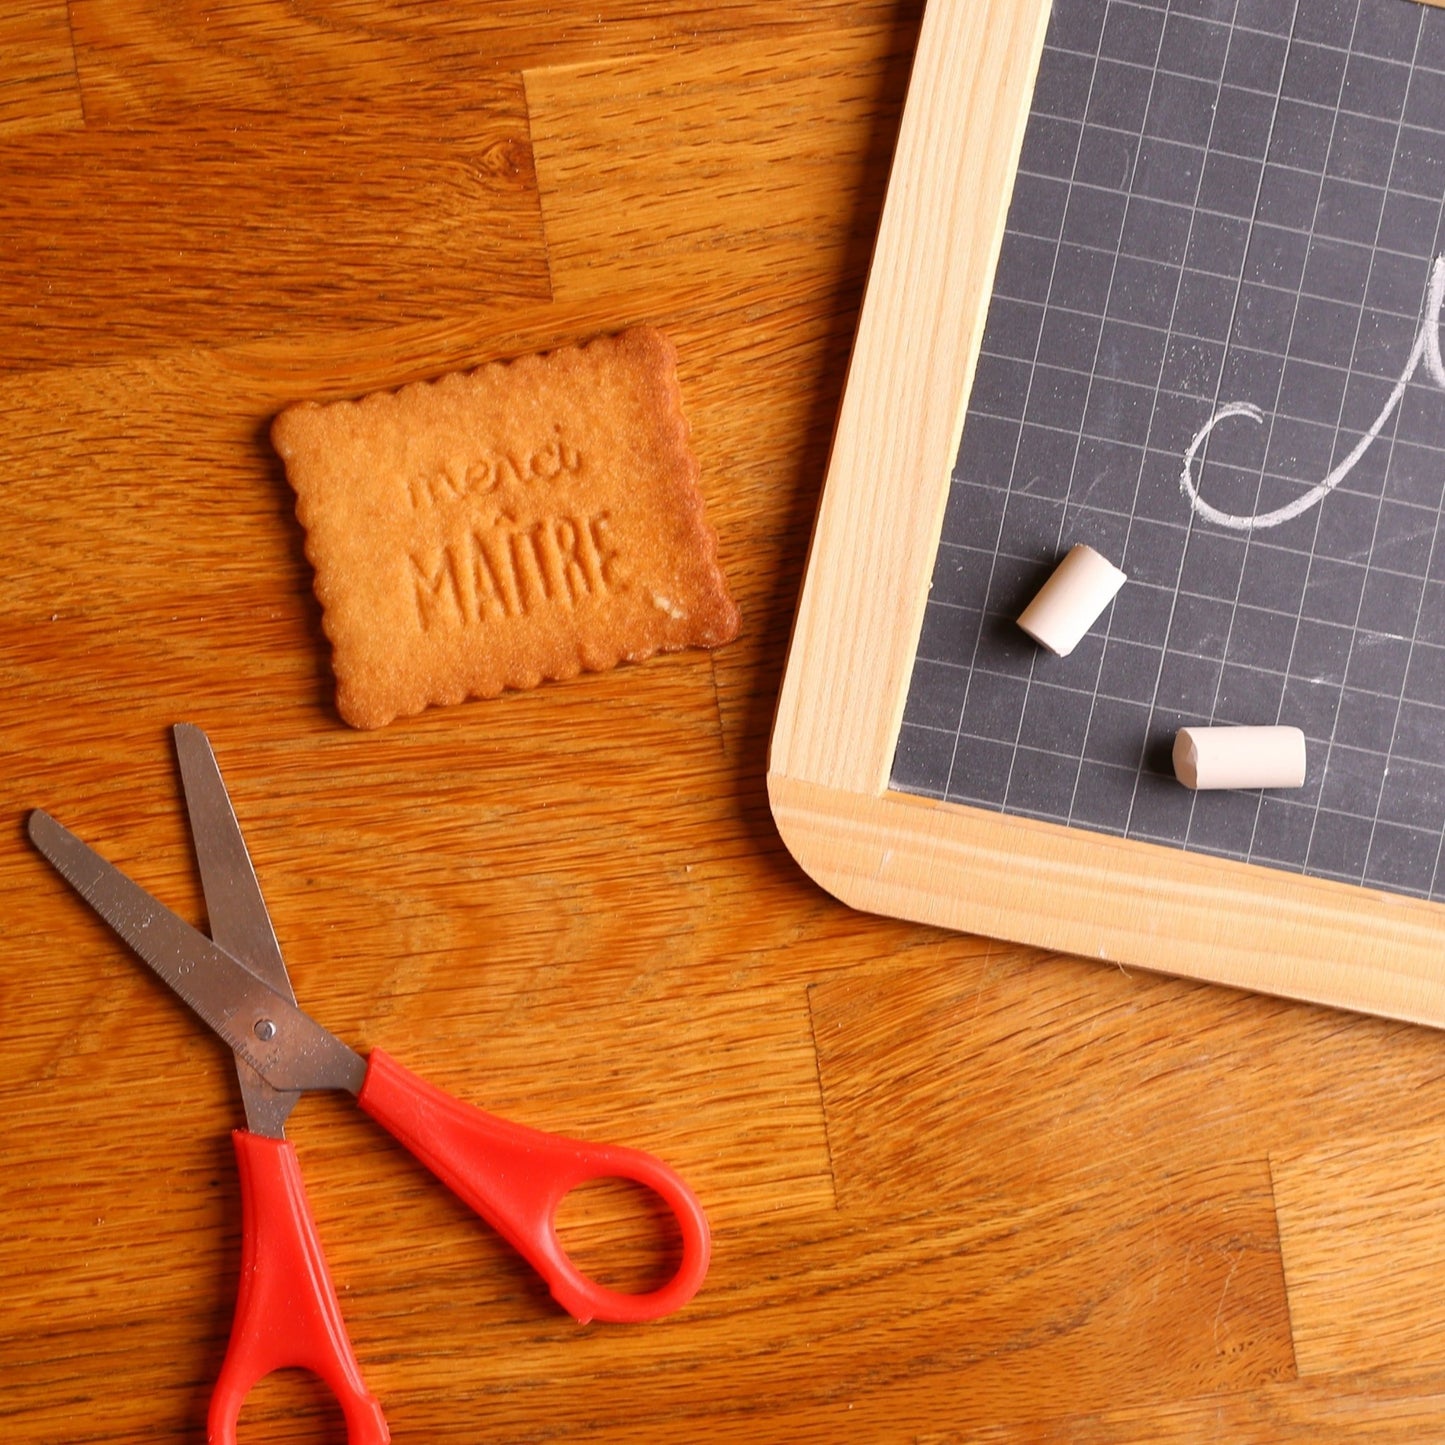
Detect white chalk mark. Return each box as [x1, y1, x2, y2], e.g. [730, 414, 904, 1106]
[1180, 255, 1445, 531]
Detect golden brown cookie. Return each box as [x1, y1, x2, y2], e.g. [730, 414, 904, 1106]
[272, 328, 739, 728]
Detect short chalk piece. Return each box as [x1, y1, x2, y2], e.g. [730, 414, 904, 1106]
[1016, 544, 1127, 657]
[1173, 725, 1307, 791]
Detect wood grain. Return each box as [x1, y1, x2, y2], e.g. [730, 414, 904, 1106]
[1274, 1127, 1445, 1377]
[524, 26, 915, 304]
[5, 1, 1445, 1441]
[0, 4, 81, 138]
[0, 88, 546, 371]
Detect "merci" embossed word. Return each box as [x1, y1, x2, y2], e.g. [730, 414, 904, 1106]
[407, 424, 583, 511]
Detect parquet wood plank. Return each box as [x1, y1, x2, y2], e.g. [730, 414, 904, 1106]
[523, 25, 917, 304]
[0, 4, 82, 138]
[66, 1, 917, 118]
[0, 83, 545, 371]
[810, 949, 1445, 1208]
[962, 1371, 1445, 1444]
[1274, 1128, 1445, 1377]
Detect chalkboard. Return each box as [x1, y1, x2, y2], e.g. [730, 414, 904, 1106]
[892, 0, 1445, 903]
[770, 0, 1445, 1028]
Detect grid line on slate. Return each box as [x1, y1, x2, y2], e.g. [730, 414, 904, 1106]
[938, 0, 1109, 810]
[1287, 4, 1430, 882]
[1208, 0, 1341, 863]
[891, 0, 1445, 904]
[1131, 0, 1281, 849]
[1075, 0, 1246, 831]
[1017, 0, 1177, 827]
[1363, 56, 1445, 892]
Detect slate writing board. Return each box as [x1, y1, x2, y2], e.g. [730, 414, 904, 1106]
[770, 0, 1445, 1029]
[893, 0, 1445, 903]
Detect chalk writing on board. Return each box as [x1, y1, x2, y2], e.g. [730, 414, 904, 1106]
[1180, 256, 1445, 532]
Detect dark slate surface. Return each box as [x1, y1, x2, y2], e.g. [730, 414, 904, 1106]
[892, 0, 1445, 899]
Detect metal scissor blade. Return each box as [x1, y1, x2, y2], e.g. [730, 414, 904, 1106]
[28, 809, 366, 1097]
[173, 724, 300, 1138]
[174, 725, 293, 1000]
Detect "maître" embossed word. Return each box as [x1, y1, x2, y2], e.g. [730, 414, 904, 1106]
[408, 424, 582, 511]
[409, 510, 621, 630]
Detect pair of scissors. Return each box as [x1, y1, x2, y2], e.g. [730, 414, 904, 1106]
[29, 724, 710, 1445]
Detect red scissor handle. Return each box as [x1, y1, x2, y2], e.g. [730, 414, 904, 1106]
[356, 1048, 711, 1325]
[209, 1131, 389, 1445]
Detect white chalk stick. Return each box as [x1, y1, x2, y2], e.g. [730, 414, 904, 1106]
[1172, 725, 1307, 791]
[1016, 544, 1127, 657]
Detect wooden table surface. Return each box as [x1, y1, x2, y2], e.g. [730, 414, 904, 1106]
[7, 3, 1445, 1441]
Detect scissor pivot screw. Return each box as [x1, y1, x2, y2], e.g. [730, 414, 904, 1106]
[254, 1019, 277, 1041]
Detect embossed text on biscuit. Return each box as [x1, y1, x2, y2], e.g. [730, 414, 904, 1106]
[407, 425, 582, 510]
[409, 510, 622, 630]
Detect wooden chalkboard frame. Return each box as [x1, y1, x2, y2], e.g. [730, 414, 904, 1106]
[768, 0, 1445, 1028]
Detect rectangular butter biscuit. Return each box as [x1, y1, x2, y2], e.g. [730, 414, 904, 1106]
[272, 327, 739, 728]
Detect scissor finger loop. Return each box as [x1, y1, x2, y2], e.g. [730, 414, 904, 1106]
[355, 1046, 710, 1325]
